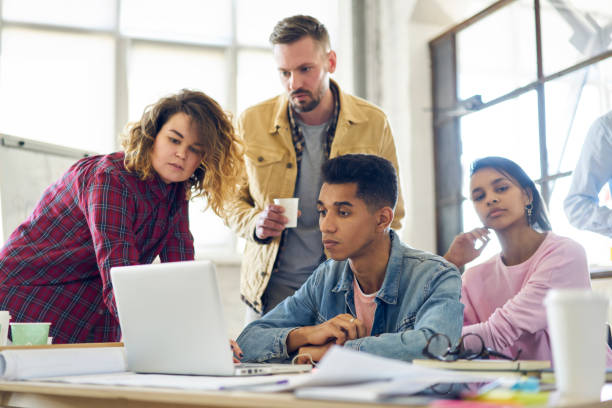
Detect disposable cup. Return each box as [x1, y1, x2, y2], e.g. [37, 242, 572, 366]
[273, 198, 299, 228]
[0, 311, 11, 346]
[544, 289, 608, 405]
[10, 322, 51, 346]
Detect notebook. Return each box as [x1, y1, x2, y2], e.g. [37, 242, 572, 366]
[412, 359, 550, 371]
[110, 260, 311, 376]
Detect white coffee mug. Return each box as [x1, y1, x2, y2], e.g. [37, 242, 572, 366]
[544, 289, 608, 405]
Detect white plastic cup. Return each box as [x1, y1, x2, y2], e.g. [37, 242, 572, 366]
[273, 198, 299, 228]
[0, 311, 11, 346]
[544, 289, 609, 405]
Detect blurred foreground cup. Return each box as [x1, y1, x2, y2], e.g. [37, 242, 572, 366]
[544, 289, 608, 405]
[0, 311, 11, 346]
[10, 322, 51, 346]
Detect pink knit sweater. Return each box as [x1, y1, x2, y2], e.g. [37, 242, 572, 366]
[461, 232, 612, 365]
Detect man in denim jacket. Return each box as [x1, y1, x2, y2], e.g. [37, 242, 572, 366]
[237, 155, 463, 363]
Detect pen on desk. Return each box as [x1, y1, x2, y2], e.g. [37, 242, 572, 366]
[219, 379, 289, 390]
[475, 379, 503, 395]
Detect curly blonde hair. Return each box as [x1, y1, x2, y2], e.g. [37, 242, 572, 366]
[122, 89, 244, 218]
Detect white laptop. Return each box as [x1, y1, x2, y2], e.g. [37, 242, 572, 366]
[110, 260, 312, 376]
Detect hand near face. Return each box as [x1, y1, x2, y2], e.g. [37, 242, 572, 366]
[443, 227, 491, 269]
[287, 313, 367, 353]
[295, 342, 334, 365]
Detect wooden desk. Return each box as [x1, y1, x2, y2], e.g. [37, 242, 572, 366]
[1, 381, 612, 408]
[0, 380, 410, 408]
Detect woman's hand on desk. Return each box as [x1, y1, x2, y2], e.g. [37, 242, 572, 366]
[444, 227, 491, 269]
[230, 339, 243, 363]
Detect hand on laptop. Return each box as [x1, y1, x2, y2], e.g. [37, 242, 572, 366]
[287, 313, 366, 353]
[230, 339, 243, 363]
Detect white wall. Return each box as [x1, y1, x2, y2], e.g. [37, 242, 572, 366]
[361, 0, 500, 253]
[363, 1, 447, 253]
[403, 22, 446, 253]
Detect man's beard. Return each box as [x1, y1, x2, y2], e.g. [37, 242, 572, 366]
[289, 86, 324, 113]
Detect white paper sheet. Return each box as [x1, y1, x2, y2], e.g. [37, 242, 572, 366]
[43, 371, 313, 391]
[305, 346, 500, 386]
[294, 347, 511, 402]
[27, 345, 505, 399]
[0, 347, 126, 380]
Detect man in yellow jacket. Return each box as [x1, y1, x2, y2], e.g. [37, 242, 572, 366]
[226, 15, 405, 322]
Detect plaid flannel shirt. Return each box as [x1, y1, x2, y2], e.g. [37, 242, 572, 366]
[0, 152, 194, 343]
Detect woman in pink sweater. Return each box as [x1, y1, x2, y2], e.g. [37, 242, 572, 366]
[444, 156, 612, 364]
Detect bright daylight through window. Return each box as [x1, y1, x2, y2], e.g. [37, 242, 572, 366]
[432, 0, 612, 267]
[0, 0, 351, 261]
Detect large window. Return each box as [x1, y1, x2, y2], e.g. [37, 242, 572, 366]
[0, 0, 352, 260]
[430, 0, 612, 267]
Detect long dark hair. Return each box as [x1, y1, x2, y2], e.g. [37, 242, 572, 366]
[470, 156, 552, 231]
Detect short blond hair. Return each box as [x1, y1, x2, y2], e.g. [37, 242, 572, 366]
[122, 89, 244, 218]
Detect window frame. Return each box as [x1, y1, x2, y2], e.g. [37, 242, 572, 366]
[0, 0, 273, 262]
[429, 0, 612, 256]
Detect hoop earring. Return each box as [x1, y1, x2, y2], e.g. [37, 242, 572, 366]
[525, 203, 533, 224]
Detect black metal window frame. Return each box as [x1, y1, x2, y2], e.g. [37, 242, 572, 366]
[429, 0, 612, 255]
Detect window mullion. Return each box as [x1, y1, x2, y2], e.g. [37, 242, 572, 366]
[534, 0, 550, 204]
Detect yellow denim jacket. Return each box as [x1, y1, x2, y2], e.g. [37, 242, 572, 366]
[226, 80, 405, 312]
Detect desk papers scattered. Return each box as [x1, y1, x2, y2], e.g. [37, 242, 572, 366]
[294, 346, 505, 401]
[1, 343, 512, 402]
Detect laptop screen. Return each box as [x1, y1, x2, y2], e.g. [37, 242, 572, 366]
[110, 260, 235, 375]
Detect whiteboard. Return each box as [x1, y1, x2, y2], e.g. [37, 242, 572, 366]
[0, 135, 96, 244]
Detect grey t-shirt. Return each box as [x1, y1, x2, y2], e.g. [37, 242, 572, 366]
[270, 119, 328, 290]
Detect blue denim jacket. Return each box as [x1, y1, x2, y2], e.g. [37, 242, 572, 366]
[237, 231, 464, 363]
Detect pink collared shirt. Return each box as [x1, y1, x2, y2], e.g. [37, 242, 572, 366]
[353, 277, 378, 336]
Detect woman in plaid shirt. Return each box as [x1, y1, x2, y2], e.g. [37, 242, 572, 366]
[0, 89, 244, 343]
